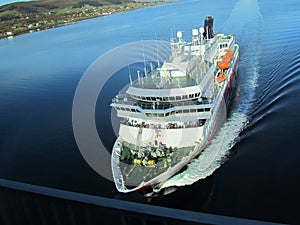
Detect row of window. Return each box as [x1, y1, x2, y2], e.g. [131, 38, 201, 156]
[219, 43, 228, 49]
[115, 106, 210, 117]
[145, 108, 210, 117]
[130, 92, 201, 102]
[115, 107, 140, 113]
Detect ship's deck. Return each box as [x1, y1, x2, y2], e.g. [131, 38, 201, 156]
[131, 73, 197, 89]
[118, 141, 194, 187]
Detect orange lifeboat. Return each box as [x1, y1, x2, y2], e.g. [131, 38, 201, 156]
[217, 60, 230, 70]
[222, 55, 231, 62]
[217, 72, 226, 83]
[225, 49, 233, 59]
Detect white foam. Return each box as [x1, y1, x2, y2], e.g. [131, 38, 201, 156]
[155, 112, 247, 190]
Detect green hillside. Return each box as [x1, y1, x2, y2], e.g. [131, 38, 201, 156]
[0, 0, 162, 38]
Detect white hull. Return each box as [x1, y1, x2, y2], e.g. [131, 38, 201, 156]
[110, 16, 239, 193]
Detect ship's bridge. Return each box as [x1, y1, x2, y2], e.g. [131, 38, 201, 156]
[130, 74, 196, 90]
[126, 85, 202, 102]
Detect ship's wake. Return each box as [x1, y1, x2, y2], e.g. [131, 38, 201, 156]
[153, 112, 248, 192]
[153, 0, 263, 194]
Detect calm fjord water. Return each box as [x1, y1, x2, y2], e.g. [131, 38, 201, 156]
[0, 0, 300, 223]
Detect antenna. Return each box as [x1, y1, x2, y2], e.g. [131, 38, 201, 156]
[199, 27, 205, 40]
[155, 32, 160, 67]
[192, 28, 199, 45]
[144, 66, 147, 77]
[150, 62, 154, 80]
[142, 39, 147, 77]
[137, 70, 141, 81]
[128, 65, 132, 86]
[171, 27, 175, 42]
[137, 70, 144, 87]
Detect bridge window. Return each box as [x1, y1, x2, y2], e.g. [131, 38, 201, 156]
[220, 43, 228, 49]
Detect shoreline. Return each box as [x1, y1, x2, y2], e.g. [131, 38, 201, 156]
[0, 1, 166, 39]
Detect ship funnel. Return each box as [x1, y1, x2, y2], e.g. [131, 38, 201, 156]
[203, 16, 215, 39]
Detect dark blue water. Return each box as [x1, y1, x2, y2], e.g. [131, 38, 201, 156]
[1, 0, 300, 224]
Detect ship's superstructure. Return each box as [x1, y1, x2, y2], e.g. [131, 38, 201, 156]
[110, 16, 239, 192]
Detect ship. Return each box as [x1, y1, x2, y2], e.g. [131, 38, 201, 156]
[110, 16, 239, 193]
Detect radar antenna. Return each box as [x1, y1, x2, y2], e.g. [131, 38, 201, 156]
[177, 31, 183, 43]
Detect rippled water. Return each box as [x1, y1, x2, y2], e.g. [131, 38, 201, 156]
[0, 0, 300, 224]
